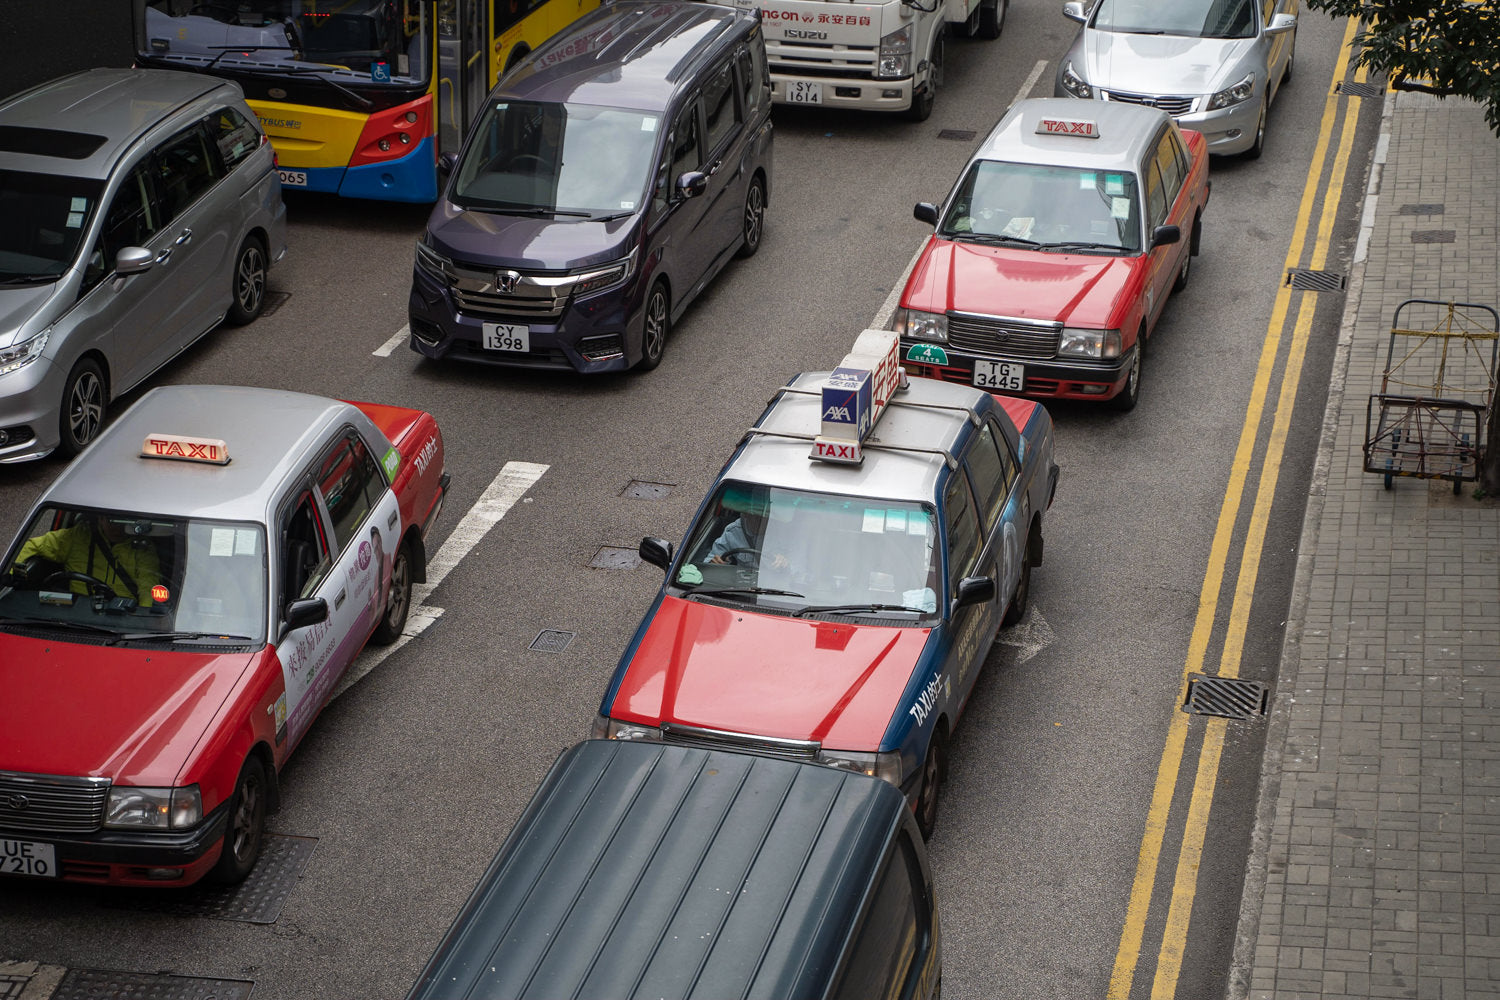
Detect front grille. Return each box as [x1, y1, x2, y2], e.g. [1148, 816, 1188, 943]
[0, 771, 110, 833]
[661, 723, 820, 760]
[946, 314, 1062, 360]
[448, 260, 568, 321]
[768, 42, 878, 77]
[1104, 90, 1195, 116]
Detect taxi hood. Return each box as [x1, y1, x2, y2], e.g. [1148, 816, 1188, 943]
[0, 634, 256, 784]
[905, 237, 1142, 329]
[610, 596, 932, 749]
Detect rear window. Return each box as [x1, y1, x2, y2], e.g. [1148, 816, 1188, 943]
[0, 126, 107, 160]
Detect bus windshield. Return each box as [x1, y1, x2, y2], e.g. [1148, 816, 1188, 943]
[140, 0, 430, 85]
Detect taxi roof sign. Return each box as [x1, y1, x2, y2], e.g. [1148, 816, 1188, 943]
[1036, 117, 1099, 138]
[812, 329, 906, 466]
[141, 433, 230, 465]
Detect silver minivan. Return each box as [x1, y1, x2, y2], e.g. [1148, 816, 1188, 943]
[0, 68, 288, 463]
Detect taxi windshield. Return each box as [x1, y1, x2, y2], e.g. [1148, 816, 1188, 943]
[673, 482, 940, 621]
[0, 505, 267, 645]
[1091, 0, 1257, 39]
[939, 160, 1141, 253]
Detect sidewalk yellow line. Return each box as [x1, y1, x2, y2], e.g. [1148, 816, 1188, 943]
[1104, 18, 1363, 1000]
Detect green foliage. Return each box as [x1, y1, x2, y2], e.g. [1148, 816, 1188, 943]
[1305, 0, 1500, 133]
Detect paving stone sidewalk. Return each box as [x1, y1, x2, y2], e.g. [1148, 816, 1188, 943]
[1231, 92, 1500, 999]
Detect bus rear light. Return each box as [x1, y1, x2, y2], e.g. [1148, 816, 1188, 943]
[350, 95, 433, 168]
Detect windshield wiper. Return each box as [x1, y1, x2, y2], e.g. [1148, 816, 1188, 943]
[114, 630, 256, 644]
[686, 586, 806, 599]
[590, 211, 635, 223]
[0, 616, 125, 637]
[205, 43, 298, 70]
[793, 603, 927, 618]
[1038, 240, 1127, 253]
[0, 273, 61, 285]
[477, 206, 594, 219]
[950, 232, 1042, 248]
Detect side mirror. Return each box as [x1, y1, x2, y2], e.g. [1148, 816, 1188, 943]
[283, 597, 329, 632]
[952, 575, 996, 611]
[1266, 11, 1296, 33]
[1150, 224, 1181, 249]
[1062, 1, 1086, 22]
[676, 171, 708, 199]
[438, 151, 458, 175]
[913, 202, 939, 226]
[639, 536, 674, 571]
[115, 246, 154, 275]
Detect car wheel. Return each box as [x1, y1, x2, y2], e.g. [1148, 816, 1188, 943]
[371, 537, 414, 645]
[57, 358, 106, 458]
[1243, 101, 1267, 161]
[915, 733, 946, 839]
[208, 755, 267, 884]
[903, 36, 942, 121]
[1003, 536, 1032, 627]
[977, 0, 1004, 39]
[635, 282, 669, 371]
[1172, 236, 1193, 294]
[735, 175, 766, 259]
[226, 235, 268, 326]
[1111, 333, 1143, 412]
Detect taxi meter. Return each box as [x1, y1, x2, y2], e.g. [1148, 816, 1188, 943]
[812, 329, 906, 465]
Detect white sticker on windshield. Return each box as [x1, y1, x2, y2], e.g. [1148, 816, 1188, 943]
[862, 509, 885, 533]
[641, 118, 657, 131]
[235, 529, 258, 555]
[1105, 174, 1125, 195]
[908, 517, 929, 537]
[1079, 172, 1096, 190]
[620, 200, 636, 209]
[210, 527, 235, 557]
[885, 509, 908, 532]
[71, 197, 87, 212]
[66, 212, 84, 228]
[1111, 196, 1131, 219]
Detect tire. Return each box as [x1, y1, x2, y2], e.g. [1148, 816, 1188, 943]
[371, 537, 414, 645]
[976, 0, 1004, 39]
[903, 36, 942, 122]
[1171, 233, 1193, 294]
[1243, 101, 1266, 161]
[735, 175, 766, 259]
[635, 282, 669, 371]
[226, 235, 268, 326]
[1111, 333, 1143, 412]
[1003, 537, 1032, 627]
[57, 358, 106, 458]
[207, 755, 268, 885]
[915, 733, 946, 839]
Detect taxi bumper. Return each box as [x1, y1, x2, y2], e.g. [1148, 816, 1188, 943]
[0, 806, 230, 887]
[901, 345, 1137, 402]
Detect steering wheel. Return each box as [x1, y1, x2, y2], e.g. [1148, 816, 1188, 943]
[188, 3, 242, 23]
[506, 154, 548, 173]
[715, 547, 761, 569]
[42, 570, 115, 598]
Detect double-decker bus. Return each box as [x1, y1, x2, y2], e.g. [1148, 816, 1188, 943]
[133, 0, 599, 202]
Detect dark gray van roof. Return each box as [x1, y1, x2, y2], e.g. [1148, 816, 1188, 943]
[409, 740, 912, 1000]
[499, 2, 755, 112]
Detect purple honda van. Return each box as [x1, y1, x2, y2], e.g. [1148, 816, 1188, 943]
[408, 1, 773, 373]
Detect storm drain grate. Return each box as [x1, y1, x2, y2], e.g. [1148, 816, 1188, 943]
[1335, 81, 1383, 98]
[1411, 230, 1457, 244]
[530, 629, 575, 653]
[937, 129, 976, 141]
[1399, 203, 1445, 216]
[106, 834, 316, 924]
[260, 290, 291, 318]
[53, 969, 253, 1000]
[0, 975, 25, 1000]
[1286, 268, 1347, 292]
[622, 480, 673, 499]
[1183, 675, 1268, 719]
[590, 545, 641, 570]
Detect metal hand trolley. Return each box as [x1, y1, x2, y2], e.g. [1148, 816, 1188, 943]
[1363, 299, 1498, 493]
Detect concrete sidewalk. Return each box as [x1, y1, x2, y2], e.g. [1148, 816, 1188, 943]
[1232, 91, 1500, 999]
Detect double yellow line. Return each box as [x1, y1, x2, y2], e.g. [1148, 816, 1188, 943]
[1107, 18, 1371, 1000]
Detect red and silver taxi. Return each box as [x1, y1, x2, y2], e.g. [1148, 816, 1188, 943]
[0, 385, 446, 887]
[896, 97, 1209, 410]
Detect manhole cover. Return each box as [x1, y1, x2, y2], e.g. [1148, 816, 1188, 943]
[1399, 203, 1444, 215]
[590, 546, 641, 570]
[260, 290, 291, 318]
[530, 629, 575, 653]
[622, 480, 673, 499]
[1182, 675, 1268, 719]
[106, 834, 316, 924]
[53, 969, 253, 1000]
[1285, 267, 1346, 291]
[937, 129, 976, 141]
[1336, 81, 1383, 98]
[1411, 230, 1456, 244]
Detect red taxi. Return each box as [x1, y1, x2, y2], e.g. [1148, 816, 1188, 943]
[0, 385, 447, 887]
[897, 98, 1209, 411]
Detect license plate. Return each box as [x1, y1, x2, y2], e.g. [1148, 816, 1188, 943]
[277, 169, 308, 187]
[973, 360, 1024, 392]
[785, 80, 823, 104]
[482, 323, 530, 352]
[1, 838, 57, 878]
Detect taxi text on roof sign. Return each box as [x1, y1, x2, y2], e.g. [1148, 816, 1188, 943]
[140, 433, 231, 465]
[1036, 117, 1099, 138]
[812, 329, 905, 465]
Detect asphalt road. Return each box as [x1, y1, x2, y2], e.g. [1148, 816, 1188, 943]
[0, 3, 1381, 997]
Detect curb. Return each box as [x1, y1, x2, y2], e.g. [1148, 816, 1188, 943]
[1222, 86, 1396, 1000]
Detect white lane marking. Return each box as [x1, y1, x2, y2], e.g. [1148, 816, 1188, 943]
[994, 605, 1054, 665]
[373, 324, 409, 357]
[870, 59, 1051, 331]
[335, 461, 550, 697]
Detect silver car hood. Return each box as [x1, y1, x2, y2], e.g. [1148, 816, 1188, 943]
[0, 284, 59, 348]
[1082, 31, 1256, 95]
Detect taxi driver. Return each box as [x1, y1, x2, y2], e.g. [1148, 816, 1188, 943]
[17, 513, 161, 607]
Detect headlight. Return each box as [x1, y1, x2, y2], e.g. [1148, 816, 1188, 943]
[818, 749, 903, 787]
[570, 257, 634, 297]
[1208, 73, 1255, 110]
[878, 25, 912, 78]
[591, 714, 663, 741]
[104, 786, 203, 830]
[0, 329, 49, 376]
[1060, 61, 1092, 100]
[894, 307, 948, 343]
[414, 240, 451, 280]
[1058, 327, 1122, 359]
